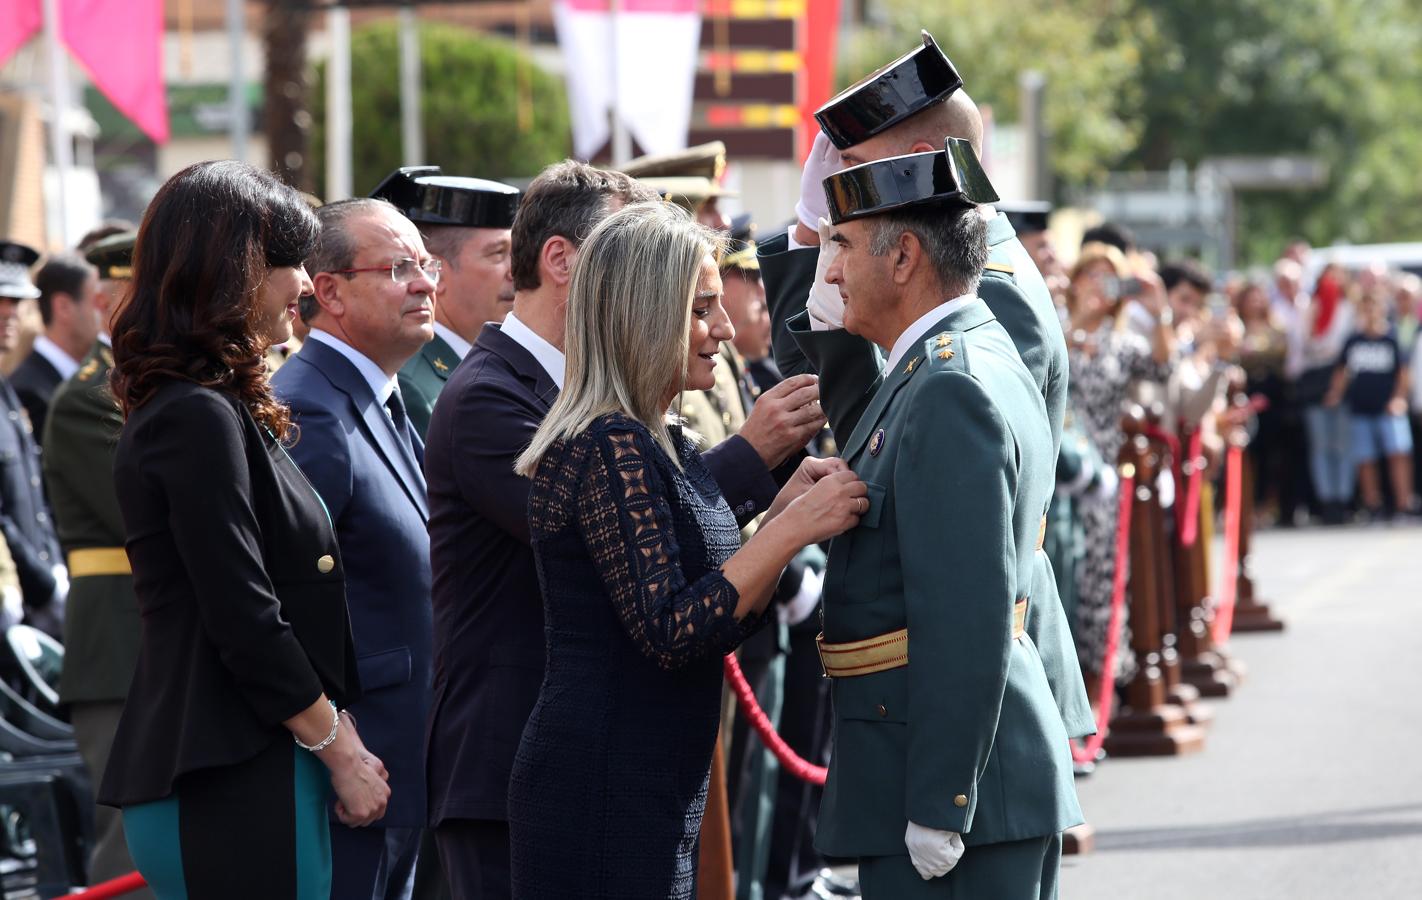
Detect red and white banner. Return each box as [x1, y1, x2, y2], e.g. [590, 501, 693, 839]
[553, 0, 702, 160]
[0, 0, 42, 69]
[61, 0, 169, 144]
[0, 0, 168, 145]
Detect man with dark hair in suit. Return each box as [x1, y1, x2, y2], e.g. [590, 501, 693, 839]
[272, 199, 439, 900]
[14, 252, 100, 443]
[0, 239, 65, 636]
[423, 160, 826, 899]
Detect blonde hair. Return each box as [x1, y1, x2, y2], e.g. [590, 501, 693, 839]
[515, 202, 725, 477]
[1067, 241, 1130, 324]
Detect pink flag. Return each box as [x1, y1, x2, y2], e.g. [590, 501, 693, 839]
[60, 0, 169, 144]
[0, 0, 41, 68]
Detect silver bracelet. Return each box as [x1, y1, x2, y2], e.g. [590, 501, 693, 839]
[295, 700, 340, 752]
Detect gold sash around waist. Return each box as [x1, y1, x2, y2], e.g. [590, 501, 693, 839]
[817, 598, 1028, 678]
[68, 547, 132, 577]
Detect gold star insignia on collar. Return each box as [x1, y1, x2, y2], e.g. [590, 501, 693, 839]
[433, 357, 450, 373]
[936, 349, 955, 361]
[935, 333, 953, 348]
[904, 356, 920, 374]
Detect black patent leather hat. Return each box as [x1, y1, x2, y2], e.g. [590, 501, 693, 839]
[814, 31, 964, 151]
[370, 166, 521, 229]
[823, 138, 1000, 225]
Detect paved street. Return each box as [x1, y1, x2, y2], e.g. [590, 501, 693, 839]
[1060, 523, 1422, 899]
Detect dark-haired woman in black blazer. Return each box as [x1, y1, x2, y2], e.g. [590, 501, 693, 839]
[101, 160, 389, 899]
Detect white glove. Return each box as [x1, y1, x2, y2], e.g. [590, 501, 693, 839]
[1093, 461, 1119, 501]
[806, 218, 845, 331]
[794, 131, 843, 234]
[777, 566, 823, 627]
[905, 821, 965, 881]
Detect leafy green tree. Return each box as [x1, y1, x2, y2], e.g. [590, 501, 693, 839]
[1129, 0, 1422, 262]
[312, 22, 572, 197]
[839, 0, 1151, 187]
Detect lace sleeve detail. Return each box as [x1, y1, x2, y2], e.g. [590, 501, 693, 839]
[576, 424, 744, 671]
[1122, 330, 1173, 383]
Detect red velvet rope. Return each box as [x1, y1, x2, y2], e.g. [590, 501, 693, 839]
[724, 653, 828, 785]
[51, 872, 148, 899]
[1211, 444, 1245, 644]
[1177, 430, 1205, 547]
[1070, 465, 1136, 764]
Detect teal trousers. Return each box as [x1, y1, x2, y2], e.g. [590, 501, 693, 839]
[122, 740, 331, 899]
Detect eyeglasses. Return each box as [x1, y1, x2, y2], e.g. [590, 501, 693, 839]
[331, 257, 442, 285]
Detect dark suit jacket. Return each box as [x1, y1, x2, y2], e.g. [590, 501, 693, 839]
[424, 322, 781, 825]
[99, 382, 358, 808]
[0, 376, 62, 608]
[9, 350, 64, 447]
[273, 338, 433, 829]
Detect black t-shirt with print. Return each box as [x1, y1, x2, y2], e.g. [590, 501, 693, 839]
[1339, 330, 1402, 415]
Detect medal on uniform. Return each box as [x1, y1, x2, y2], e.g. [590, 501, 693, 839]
[869, 429, 886, 456]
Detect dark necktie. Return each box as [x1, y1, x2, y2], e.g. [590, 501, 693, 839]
[384, 389, 417, 459]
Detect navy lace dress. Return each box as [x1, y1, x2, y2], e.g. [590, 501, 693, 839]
[508, 413, 766, 899]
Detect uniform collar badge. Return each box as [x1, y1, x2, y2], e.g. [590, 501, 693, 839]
[870, 428, 886, 456]
[433, 357, 450, 373]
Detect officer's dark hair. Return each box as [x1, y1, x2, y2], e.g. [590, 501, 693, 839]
[1160, 258, 1212, 294]
[421, 226, 472, 272]
[1080, 221, 1135, 255]
[306, 198, 402, 279]
[868, 205, 987, 298]
[111, 159, 320, 440]
[34, 253, 96, 326]
[510, 160, 659, 292]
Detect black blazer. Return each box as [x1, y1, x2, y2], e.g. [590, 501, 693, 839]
[99, 382, 359, 808]
[10, 350, 64, 445]
[423, 323, 779, 824]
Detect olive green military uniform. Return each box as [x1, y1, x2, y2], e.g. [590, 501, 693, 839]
[42, 341, 149, 896]
[397, 331, 460, 440]
[795, 300, 1080, 897]
[760, 222, 1094, 741]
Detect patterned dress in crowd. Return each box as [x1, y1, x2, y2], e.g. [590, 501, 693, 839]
[508, 413, 767, 899]
[1067, 323, 1172, 677]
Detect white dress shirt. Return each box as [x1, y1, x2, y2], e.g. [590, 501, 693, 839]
[885, 293, 978, 374]
[433, 321, 472, 360]
[500, 311, 565, 389]
[305, 328, 399, 405]
[31, 335, 81, 381]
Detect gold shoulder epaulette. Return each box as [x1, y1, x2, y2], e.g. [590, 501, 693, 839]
[984, 261, 1015, 275]
[77, 359, 100, 382]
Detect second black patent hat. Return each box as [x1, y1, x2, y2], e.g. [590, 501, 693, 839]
[997, 201, 1052, 235]
[814, 31, 964, 151]
[370, 166, 521, 229]
[823, 138, 1000, 225]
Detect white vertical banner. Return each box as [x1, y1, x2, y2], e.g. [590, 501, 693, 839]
[553, 0, 701, 161]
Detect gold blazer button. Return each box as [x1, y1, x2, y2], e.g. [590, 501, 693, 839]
[876, 704, 887, 718]
[317, 554, 336, 574]
[954, 794, 968, 808]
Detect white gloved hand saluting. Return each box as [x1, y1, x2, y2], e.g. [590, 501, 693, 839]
[806, 218, 845, 331]
[905, 821, 965, 881]
[794, 131, 843, 235]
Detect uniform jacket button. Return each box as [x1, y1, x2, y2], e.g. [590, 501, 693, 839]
[954, 794, 968, 808]
[876, 704, 887, 718]
[317, 554, 335, 574]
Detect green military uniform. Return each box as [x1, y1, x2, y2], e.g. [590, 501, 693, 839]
[372, 165, 521, 449]
[798, 300, 1080, 894]
[760, 225, 1092, 741]
[45, 342, 140, 703]
[397, 331, 460, 439]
